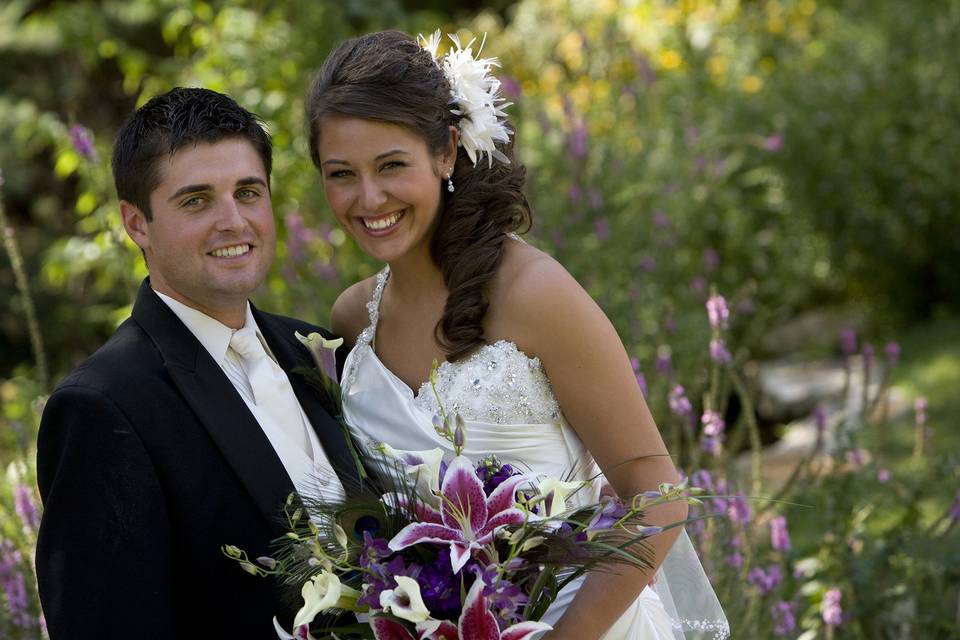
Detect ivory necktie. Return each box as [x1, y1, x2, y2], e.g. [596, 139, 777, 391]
[229, 327, 311, 456]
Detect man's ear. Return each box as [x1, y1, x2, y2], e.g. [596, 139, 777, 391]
[120, 200, 150, 251]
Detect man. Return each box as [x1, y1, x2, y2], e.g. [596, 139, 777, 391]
[36, 88, 359, 638]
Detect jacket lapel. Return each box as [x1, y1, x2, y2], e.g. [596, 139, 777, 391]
[130, 281, 296, 535]
[252, 308, 366, 493]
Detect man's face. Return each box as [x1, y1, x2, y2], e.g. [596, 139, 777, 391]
[122, 138, 276, 320]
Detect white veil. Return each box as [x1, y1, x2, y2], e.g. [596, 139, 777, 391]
[652, 530, 730, 639]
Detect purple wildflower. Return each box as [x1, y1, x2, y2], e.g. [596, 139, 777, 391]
[948, 490, 960, 521]
[726, 552, 743, 569]
[846, 447, 866, 467]
[0, 168, 4, 187]
[0, 540, 32, 628]
[764, 134, 783, 152]
[748, 564, 783, 595]
[690, 276, 707, 298]
[664, 312, 677, 335]
[770, 516, 791, 552]
[728, 494, 752, 525]
[885, 342, 901, 367]
[690, 469, 714, 493]
[284, 213, 313, 263]
[500, 75, 522, 99]
[595, 217, 610, 242]
[862, 343, 875, 369]
[813, 405, 828, 440]
[703, 248, 720, 273]
[701, 411, 725, 456]
[668, 385, 693, 420]
[840, 329, 857, 356]
[653, 210, 671, 229]
[706, 295, 730, 330]
[640, 255, 657, 272]
[588, 188, 604, 210]
[655, 348, 672, 377]
[630, 357, 648, 398]
[771, 601, 796, 636]
[69, 124, 97, 160]
[710, 339, 732, 364]
[822, 588, 843, 627]
[877, 468, 892, 483]
[568, 122, 588, 160]
[14, 485, 40, 532]
[915, 397, 927, 427]
[568, 183, 583, 203]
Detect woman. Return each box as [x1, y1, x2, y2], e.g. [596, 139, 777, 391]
[306, 30, 728, 639]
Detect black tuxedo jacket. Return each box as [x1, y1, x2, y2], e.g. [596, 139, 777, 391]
[36, 280, 361, 639]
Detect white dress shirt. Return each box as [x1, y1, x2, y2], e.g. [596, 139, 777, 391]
[154, 290, 345, 502]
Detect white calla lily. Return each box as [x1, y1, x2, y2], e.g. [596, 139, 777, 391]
[292, 570, 361, 629]
[379, 576, 431, 623]
[378, 444, 444, 506]
[537, 477, 587, 518]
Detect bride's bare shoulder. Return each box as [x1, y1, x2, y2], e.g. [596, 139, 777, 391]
[331, 275, 380, 347]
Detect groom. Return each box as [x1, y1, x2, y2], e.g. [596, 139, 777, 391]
[35, 88, 359, 638]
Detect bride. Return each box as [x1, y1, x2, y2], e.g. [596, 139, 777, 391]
[306, 30, 728, 639]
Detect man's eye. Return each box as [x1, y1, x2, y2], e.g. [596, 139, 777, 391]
[182, 196, 205, 208]
[236, 188, 258, 200]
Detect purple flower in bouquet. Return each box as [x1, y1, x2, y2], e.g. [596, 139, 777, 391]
[417, 551, 462, 618]
[770, 516, 791, 552]
[748, 564, 783, 595]
[477, 564, 529, 628]
[477, 462, 518, 497]
[587, 495, 627, 534]
[822, 588, 843, 627]
[771, 601, 796, 636]
[885, 341, 901, 367]
[840, 329, 857, 356]
[389, 456, 534, 573]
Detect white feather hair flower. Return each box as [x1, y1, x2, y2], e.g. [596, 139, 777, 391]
[418, 30, 513, 168]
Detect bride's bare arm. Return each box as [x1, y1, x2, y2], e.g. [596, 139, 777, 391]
[331, 277, 379, 350]
[500, 250, 686, 640]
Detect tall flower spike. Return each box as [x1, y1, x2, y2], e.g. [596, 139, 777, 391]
[418, 30, 513, 168]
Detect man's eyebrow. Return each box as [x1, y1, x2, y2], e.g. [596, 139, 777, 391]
[321, 149, 410, 167]
[236, 176, 267, 188]
[168, 184, 211, 202]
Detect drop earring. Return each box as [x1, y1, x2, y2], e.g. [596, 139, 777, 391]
[446, 173, 455, 193]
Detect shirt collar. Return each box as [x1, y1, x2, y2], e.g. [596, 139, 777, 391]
[153, 290, 267, 365]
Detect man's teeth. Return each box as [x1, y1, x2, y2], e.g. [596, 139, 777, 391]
[211, 244, 251, 258]
[362, 211, 402, 230]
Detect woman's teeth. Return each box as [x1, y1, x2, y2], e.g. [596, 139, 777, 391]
[362, 211, 402, 230]
[211, 244, 250, 257]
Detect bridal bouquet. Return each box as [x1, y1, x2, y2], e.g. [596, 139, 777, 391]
[227, 442, 695, 639]
[226, 342, 699, 639]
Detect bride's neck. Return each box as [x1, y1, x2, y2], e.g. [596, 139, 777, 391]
[386, 251, 446, 302]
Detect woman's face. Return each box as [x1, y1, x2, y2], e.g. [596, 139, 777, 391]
[316, 116, 456, 265]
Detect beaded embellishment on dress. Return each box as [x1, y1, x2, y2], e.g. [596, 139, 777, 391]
[343, 267, 562, 425]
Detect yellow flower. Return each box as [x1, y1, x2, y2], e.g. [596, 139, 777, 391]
[740, 75, 763, 93]
[659, 49, 683, 70]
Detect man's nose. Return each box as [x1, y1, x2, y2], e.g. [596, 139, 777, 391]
[214, 197, 248, 232]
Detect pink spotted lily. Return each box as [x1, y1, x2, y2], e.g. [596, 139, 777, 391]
[388, 455, 534, 574]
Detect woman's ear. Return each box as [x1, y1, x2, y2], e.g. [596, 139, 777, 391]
[444, 125, 460, 167]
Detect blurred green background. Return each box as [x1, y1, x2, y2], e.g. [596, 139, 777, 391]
[1, 0, 958, 638]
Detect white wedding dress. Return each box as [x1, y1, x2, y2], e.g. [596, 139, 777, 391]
[340, 267, 729, 639]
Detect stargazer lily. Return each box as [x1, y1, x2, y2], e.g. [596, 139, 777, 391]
[370, 578, 551, 640]
[388, 455, 534, 574]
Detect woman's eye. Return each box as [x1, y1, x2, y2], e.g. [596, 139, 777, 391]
[380, 161, 405, 171]
[328, 169, 353, 179]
